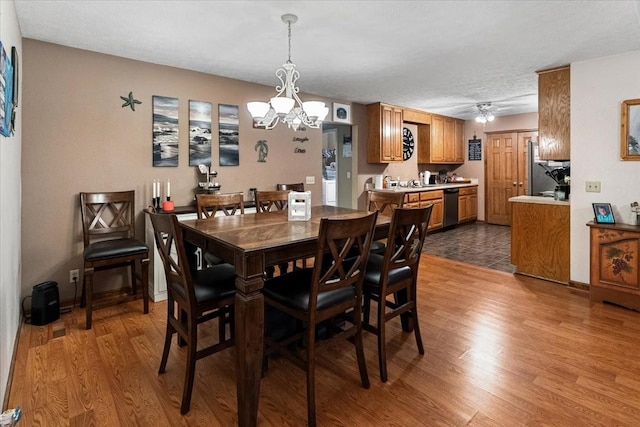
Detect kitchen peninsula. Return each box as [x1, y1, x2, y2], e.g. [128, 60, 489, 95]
[510, 195, 570, 284]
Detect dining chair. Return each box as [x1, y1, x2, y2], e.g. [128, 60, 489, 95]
[255, 189, 290, 212]
[262, 211, 378, 427]
[366, 190, 405, 255]
[79, 190, 149, 329]
[362, 205, 432, 382]
[276, 182, 305, 192]
[145, 209, 236, 414]
[196, 192, 245, 266]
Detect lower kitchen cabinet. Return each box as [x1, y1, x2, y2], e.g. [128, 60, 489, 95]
[404, 190, 443, 230]
[588, 222, 640, 311]
[458, 186, 478, 223]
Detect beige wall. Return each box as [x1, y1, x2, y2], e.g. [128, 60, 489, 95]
[21, 39, 364, 301]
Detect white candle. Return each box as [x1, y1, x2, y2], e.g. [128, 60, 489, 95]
[167, 179, 171, 198]
[153, 180, 157, 198]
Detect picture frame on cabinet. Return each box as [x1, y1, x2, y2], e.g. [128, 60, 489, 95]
[593, 203, 615, 224]
[332, 102, 351, 124]
[620, 98, 640, 160]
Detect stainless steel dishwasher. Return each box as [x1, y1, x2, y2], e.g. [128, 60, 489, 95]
[443, 187, 459, 229]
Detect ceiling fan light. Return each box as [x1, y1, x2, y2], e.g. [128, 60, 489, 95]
[487, 113, 495, 122]
[475, 115, 486, 123]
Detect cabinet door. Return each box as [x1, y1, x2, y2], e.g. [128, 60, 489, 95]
[453, 120, 464, 163]
[428, 199, 444, 230]
[443, 118, 456, 162]
[538, 66, 570, 160]
[469, 193, 478, 220]
[458, 195, 469, 222]
[430, 116, 445, 163]
[367, 103, 403, 163]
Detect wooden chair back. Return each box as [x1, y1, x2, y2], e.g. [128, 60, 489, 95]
[80, 190, 136, 246]
[276, 182, 305, 192]
[366, 190, 405, 215]
[309, 211, 378, 316]
[196, 192, 244, 218]
[382, 206, 432, 275]
[145, 210, 194, 306]
[255, 190, 290, 212]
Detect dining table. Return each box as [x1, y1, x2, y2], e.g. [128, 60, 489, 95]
[179, 205, 391, 427]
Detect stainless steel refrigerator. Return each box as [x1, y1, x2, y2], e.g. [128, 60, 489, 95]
[528, 141, 570, 197]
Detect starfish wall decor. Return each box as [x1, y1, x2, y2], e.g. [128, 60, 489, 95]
[120, 91, 141, 111]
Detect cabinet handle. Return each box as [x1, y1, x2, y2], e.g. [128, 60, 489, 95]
[519, 182, 523, 187]
[513, 182, 517, 187]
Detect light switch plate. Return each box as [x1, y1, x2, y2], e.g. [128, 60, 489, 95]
[585, 181, 601, 192]
[305, 176, 315, 185]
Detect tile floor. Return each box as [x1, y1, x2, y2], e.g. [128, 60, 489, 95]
[422, 222, 516, 273]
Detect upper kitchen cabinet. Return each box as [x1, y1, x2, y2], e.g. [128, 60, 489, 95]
[418, 114, 464, 164]
[537, 65, 570, 160]
[367, 102, 404, 163]
[402, 108, 431, 125]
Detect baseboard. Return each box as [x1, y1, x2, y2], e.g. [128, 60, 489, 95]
[3, 318, 23, 411]
[568, 280, 589, 293]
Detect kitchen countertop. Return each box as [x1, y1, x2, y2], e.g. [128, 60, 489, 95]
[372, 182, 478, 193]
[508, 195, 570, 206]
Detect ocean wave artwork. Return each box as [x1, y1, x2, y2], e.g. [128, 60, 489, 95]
[219, 104, 239, 166]
[189, 100, 212, 166]
[153, 95, 179, 167]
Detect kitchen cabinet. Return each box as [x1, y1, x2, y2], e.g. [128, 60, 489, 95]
[367, 102, 403, 163]
[458, 186, 478, 223]
[510, 196, 569, 284]
[418, 114, 464, 164]
[402, 108, 431, 125]
[537, 65, 570, 160]
[404, 190, 443, 230]
[588, 222, 640, 311]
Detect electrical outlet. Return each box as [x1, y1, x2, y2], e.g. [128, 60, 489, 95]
[69, 269, 79, 284]
[585, 181, 601, 193]
[305, 176, 315, 185]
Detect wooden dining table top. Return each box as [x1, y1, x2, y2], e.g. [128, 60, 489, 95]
[179, 205, 391, 254]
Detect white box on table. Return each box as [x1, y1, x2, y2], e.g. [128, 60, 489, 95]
[288, 191, 311, 221]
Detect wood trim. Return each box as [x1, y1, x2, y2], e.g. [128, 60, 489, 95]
[535, 64, 570, 74]
[484, 128, 538, 135]
[568, 280, 590, 293]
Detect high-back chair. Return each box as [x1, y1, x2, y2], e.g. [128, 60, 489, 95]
[366, 190, 405, 255]
[262, 211, 378, 427]
[255, 190, 290, 212]
[196, 192, 244, 218]
[79, 190, 149, 329]
[362, 205, 433, 382]
[196, 192, 244, 266]
[276, 182, 305, 192]
[145, 209, 236, 414]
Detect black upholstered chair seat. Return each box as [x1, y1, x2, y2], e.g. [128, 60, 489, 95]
[264, 268, 355, 312]
[84, 238, 148, 260]
[369, 241, 387, 256]
[363, 254, 413, 291]
[171, 263, 237, 304]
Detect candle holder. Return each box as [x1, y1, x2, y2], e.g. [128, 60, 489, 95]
[153, 196, 160, 210]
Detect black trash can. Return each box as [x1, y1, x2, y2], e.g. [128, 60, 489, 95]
[31, 281, 60, 325]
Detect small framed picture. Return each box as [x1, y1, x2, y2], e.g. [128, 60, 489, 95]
[593, 203, 615, 224]
[332, 102, 351, 124]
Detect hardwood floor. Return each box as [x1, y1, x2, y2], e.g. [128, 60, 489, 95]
[8, 255, 640, 426]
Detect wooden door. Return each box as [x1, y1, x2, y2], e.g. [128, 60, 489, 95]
[430, 116, 445, 162]
[443, 118, 456, 161]
[486, 131, 538, 225]
[486, 132, 518, 225]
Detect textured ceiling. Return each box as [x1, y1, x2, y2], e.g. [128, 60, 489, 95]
[13, 0, 640, 119]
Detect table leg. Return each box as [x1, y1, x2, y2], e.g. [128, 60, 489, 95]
[235, 275, 265, 427]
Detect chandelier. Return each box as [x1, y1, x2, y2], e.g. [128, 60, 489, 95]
[247, 14, 328, 131]
[475, 103, 495, 123]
